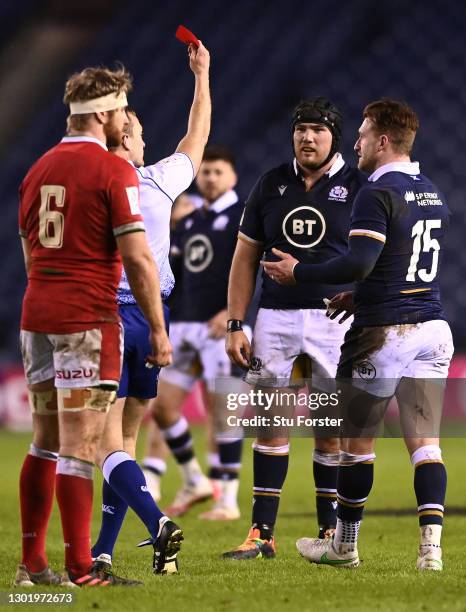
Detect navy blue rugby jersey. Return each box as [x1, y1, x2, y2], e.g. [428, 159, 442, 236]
[239, 156, 366, 309]
[165, 223, 184, 322]
[349, 162, 450, 326]
[174, 190, 243, 322]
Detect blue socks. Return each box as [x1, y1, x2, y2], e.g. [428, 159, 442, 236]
[92, 479, 128, 559]
[92, 451, 164, 559]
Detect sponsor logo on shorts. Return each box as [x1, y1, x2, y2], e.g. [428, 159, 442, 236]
[356, 361, 376, 380]
[102, 505, 115, 515]
[141, 485, 149, 493]
[249, 356, 263, 374]
[56, 368, 93, 380]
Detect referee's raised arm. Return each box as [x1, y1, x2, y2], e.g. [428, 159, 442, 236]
[175, 41, 211, 175]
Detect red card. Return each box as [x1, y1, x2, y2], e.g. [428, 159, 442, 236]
[175, 25, 200, 48]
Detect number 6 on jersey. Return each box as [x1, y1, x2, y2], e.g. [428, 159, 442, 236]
[406, 219, 441, 283]
[39, 185, 66, 248]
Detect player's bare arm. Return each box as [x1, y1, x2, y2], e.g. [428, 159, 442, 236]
[175, 41, 211, 174]
[20, 237, 31, 275]
[117, 231, 172, 367]
[226, 238, 262, 369]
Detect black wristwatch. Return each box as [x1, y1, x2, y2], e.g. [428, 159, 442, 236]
[227, 319, 243, 332]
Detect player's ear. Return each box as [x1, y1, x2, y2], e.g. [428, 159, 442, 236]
[121, 133, 131, 151]
[94, 111, 106, 125]
[379, 134, 389, 151]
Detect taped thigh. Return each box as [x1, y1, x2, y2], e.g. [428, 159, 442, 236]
[27, 389, 58, 416]
[57, 387, 117, 413]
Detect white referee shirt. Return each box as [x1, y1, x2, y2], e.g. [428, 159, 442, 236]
[118, 152, 194, 304]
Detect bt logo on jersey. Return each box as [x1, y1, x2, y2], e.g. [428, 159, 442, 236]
[184, 233, 214, 273]
[282, 206, 326, 248]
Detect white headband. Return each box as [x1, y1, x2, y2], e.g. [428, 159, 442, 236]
[69, 91, 128, 115]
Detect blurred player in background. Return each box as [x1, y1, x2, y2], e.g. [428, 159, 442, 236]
[16, 65, 170, 587]
[91, 41, 211, 576]
[143, 145, 247, 521]
[141, 191, 198, 500]
[224, 98, 366, 559]
[264, 99, 453, 571]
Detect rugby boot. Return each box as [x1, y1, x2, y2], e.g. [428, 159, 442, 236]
[416, 545, 443, 571]
[137, 516, 184, 574]
[296, 537, 360, 568]
[14, 565, 62, 587]
[163, 476, 213, 517]
[222, 525, 276, 560]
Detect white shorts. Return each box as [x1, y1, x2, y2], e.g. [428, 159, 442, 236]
[337, 320, 454, 398]
[20, 324, 124, 389]
[159, 321, 237, 392]
[246, 308, 351, 388]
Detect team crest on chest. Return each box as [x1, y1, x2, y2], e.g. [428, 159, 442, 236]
[212, 214, 229, 230]
[328, 185, 348, 202]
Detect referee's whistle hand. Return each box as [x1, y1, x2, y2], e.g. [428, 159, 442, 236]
[226, 330, 251, 370]
[147, 329, 173, 367]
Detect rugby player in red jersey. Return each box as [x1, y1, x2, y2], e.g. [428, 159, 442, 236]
[16, 65, 175, 587]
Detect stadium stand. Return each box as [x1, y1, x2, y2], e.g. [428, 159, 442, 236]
[0, 0, 464, 362]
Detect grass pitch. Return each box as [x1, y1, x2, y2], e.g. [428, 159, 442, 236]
[1, 429, 465, 612]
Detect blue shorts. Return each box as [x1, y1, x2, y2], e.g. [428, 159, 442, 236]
[117, 303, 170, 399]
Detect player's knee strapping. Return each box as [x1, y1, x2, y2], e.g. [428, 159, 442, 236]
[313, 450, 339, 528]
[27, 389, 57, 415]
[57, 387, 117, 413]
[252, 442, 289, 528]
[337, 452, 375, 522]
[411, 445, 446, 526]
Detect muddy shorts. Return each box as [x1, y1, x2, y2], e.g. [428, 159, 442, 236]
[20, 323, 123, 389]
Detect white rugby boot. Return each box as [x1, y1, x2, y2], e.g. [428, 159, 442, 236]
[163, 475, 214, 517]
[416, 545, 443, 571]
[296, 537, 360, 568]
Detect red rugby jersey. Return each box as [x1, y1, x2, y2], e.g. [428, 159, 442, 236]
[19, 136, 144, 333]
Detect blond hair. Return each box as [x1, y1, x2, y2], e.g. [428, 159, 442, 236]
[64, 64, 133, 132]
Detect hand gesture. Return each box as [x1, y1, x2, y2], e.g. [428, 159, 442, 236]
[188, 40, 210, 76]
[262, 248, 298, 285]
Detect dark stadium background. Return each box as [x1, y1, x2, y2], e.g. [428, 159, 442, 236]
[0, 0, 464, 387]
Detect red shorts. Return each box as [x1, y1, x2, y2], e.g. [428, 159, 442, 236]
[20, 322, 123, 389]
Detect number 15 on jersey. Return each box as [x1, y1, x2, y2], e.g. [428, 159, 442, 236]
[406, 219, 441, 283]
